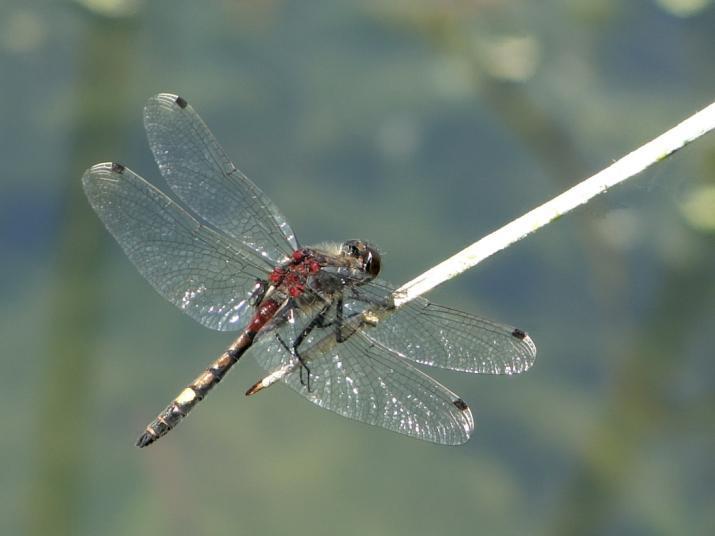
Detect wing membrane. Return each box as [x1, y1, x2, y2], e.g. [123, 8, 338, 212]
[251, 308, 474, 445]
[82, 162, 269, 332]
[143, 93, 297, 263]
[349, 280, 537, 374]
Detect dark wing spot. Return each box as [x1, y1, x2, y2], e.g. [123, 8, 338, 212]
[175, 96, 188, 108]
[511, 328, 527, 340]
[452, 398, 469, 411]
[111, 162, 125, 173]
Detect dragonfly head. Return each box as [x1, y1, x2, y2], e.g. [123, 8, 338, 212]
[341, 240, 381, 281]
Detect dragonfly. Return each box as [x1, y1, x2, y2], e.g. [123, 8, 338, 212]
[82, 93, 536, 448]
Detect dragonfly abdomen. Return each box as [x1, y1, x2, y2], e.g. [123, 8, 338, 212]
[135, 338, 245, 447]
[136, 299, 282, 447]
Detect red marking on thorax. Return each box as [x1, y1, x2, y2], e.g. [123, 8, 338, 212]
[268, 267, 284, 284]
[268, 249, 323, 300]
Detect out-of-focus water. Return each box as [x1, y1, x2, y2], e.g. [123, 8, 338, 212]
[2, 1, 714, 535]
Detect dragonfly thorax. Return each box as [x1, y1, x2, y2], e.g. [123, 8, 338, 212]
[266, 241, 381, 301]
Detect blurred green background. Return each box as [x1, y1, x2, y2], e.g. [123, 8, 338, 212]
[2, 1, 714, 535]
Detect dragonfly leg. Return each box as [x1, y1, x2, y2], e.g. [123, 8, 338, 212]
[274, 330, 311, 390]
[287, 300, 339, 391]
[297, 296, 352, 341]
[329, 295, 363, 344]
[272, 328, 312, 390]
[348, 287, 394, 309]
[333, 295, 345, 342]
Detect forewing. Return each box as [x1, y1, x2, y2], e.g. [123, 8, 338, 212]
[351, 280, 536, 374]
[143, 93, 297, 263]
[251, 313, 474, 445]
[82, 162, 269, 332]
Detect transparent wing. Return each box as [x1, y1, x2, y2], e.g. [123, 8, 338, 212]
[82, 162, 270, 332]
[348, 279, 537, 374]
[143, 93, 297, 263]
[251, 307, 474, 445]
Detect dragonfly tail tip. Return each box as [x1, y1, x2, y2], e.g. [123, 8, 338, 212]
[136, 431, 156, 448]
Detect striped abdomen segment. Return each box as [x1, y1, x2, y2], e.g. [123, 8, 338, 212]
[136, 299, 280, 448]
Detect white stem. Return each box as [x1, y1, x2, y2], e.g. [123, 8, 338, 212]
[392, 101, 715, 307]
[250, 101, 715, 389]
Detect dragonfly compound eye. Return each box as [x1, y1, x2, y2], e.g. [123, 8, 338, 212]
[363, 246, 381, 278]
